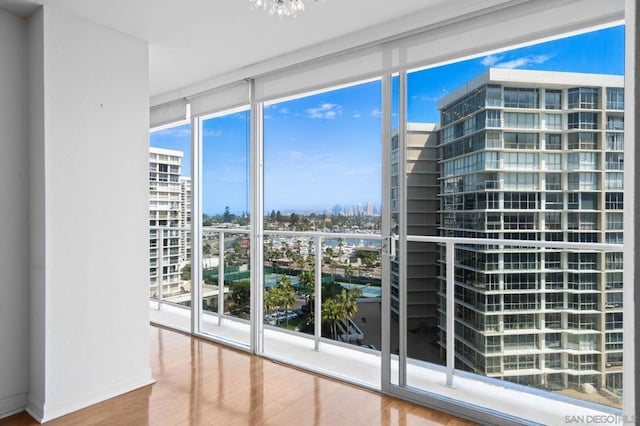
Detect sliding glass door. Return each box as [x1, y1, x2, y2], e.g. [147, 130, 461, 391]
[196, 107, 252, 347]
[382, 25, 626, 422]
[259, 80, 384, 385]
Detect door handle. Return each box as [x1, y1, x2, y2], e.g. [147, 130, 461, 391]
[382, 235, 397, 259]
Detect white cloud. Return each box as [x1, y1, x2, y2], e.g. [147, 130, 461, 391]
[153, 127, 190, 137]
[203, 128, 223, 137]
[498, 54, 554, 69]
[370, 108, 382, 118]
[353, 113, 361, 118]
[279, 107, 290, 115]
[481, 54, 503, 66]
[306, 103, 342, 119]
[482, 53, 555, 69]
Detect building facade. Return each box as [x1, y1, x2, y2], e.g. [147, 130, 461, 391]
[149, 147, 192, 298]
[390, 123, 441, 359]
[437, 68, 624, 400]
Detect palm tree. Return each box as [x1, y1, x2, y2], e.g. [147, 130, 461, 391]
[322, 298, 346, 341]
[276, 275, 296, 328]
[296, 256, 306, 271]
[324, 246, 334, 259]
[344, 264, 353, 284]
[330, 259, 338, 278]
[338, 288, 362, 343]
[298, 269, 315, 311]
[264, 287, 280, 324]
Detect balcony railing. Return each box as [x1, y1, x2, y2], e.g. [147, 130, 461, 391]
[150, 226, 624, 414]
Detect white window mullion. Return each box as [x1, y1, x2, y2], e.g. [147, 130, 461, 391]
[250, 79, 265, 354]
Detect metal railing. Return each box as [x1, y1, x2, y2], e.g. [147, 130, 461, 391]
[151, 225, 624, 399]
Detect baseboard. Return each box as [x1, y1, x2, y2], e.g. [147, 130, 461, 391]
[25, 393, 44, 423]
[0, 393, 27, 420]
[27, 371, 155, 423]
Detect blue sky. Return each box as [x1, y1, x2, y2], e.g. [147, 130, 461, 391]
[150, 25, 624, 215]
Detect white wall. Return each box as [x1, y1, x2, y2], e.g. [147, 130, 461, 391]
[0, 8, 29, 419]
[27, 5, 153, 422]
[27, 7, 46, 415]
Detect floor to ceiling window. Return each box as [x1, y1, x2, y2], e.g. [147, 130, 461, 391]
[261, 80, 383, 385]
[147, 2, 632, 423]
[198, 107, 252, 346]
[149, 121, 192, 330]
[393, 24, 625, 412]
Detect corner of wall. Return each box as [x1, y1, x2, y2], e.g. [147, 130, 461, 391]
[26, 5, 47, 412]
[0, 6, 31, 420]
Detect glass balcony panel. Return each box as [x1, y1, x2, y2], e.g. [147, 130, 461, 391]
[261, 79, 382, 386]
[199, 108, 251, 346]
[149, 122, 192, 322]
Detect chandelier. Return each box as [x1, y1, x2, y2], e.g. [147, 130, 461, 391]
[249, 0, 317, 18]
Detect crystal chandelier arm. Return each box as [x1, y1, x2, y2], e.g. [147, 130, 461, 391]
[250, 0, 320, 19]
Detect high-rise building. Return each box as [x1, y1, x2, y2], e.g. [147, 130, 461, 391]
[390, 123, 441, 358]
[179, 176, 192, 263]
[149, 147, 192, 298]
[437, 68, 624, 398]
[366, 201, 374, 216]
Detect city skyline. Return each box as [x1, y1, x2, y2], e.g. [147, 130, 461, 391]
[150, 25, 624, 215]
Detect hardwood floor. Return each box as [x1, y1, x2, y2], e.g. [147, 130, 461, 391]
[1, 325, 475, 425]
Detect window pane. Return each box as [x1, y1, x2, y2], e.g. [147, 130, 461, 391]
[200, 109, 251, 345]
[415, 25, 624, 410]
[149, 123, 192, 329]
[262, 80, 382, 384]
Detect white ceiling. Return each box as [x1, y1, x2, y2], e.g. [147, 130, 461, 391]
[0, 0, 514, 101]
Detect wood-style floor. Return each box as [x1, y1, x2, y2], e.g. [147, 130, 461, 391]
[1, 325, 475, 425]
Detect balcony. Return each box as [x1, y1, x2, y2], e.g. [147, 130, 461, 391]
[150, 226, 624, 422]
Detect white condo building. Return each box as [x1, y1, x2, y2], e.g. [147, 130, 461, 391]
[437, 68, 624, 401]
[149, 147, 192, 298]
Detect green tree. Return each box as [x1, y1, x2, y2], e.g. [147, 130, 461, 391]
[344, 264, 353, 283]
[181, 263, 191, 281]
[296, 256, 306, 271]
[223, 206, 233, 223]
[232, 237, 242, 257]
[299, 270, 314, 291]
[322, 297, 346, 341]
[275, 275, 296, 328]
[355, 249, 377, 266]
[264, 287, 281, 323]
[299, 270, 315, 311]
[330, 259, 338, 278]
[321, 281, 343, 301]
[338, 288, 362, 343]
[203, 242, 212, 255]
[230, 280, 250, 306]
